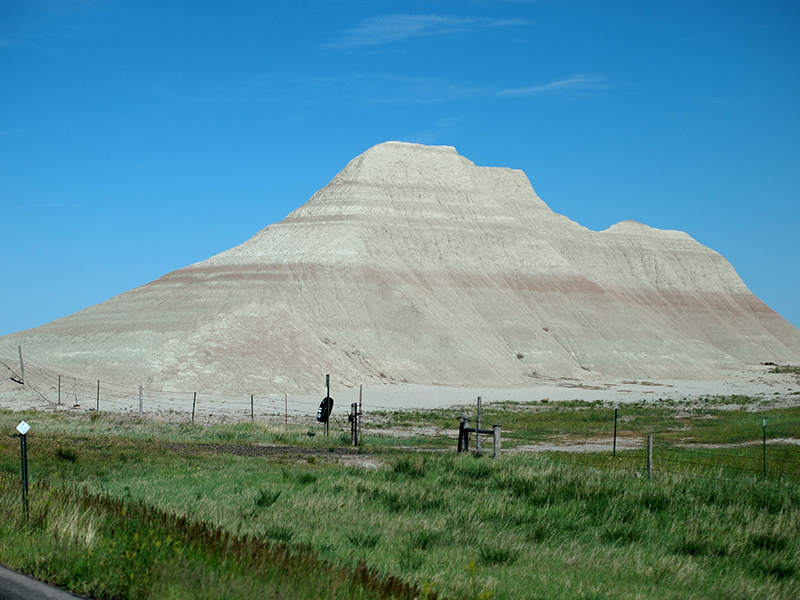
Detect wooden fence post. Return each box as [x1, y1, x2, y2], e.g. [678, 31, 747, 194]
[18, 346, 25, 386]
[762, 418, 767, 478]
[476, 396, 482, 456]
[493, 424, 501, 459]
[350, 402, 358, 446]
[458, 409, 465, 453]
[647, 434, 653, 479]
[192, 392, 197, 425]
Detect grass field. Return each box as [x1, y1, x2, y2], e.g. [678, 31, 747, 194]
[0, 397, 798, 599]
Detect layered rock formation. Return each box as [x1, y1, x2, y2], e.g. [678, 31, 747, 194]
[4, 142, 800, 394]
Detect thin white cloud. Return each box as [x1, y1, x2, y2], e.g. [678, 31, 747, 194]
[153, 73, 333, 104]
[155, 72, 484, 106]
[9, 203, 89, 209]
[407, 117, 464, 145]
[324, 14, 526, 49]
[360, 74, 485, 104]
[491, 18, 528, 27]
[156, 71, 607, 107]
[499, 74, 606, 97]
[325, 14, 473, 49]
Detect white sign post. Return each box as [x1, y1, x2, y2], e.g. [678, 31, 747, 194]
[16, 421, 30, 520]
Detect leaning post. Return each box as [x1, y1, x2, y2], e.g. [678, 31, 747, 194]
[18, 346, 25, 386]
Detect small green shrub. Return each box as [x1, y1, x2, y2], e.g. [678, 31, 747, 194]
[409, 530, 446, 551]
[55, 447, 78, 463]
[297, 472, 317, 485]
[254, 488, 280, 509]
[347, 531, 381, 549]
[262, 525, 294, 543]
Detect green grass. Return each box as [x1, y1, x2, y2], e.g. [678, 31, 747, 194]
[769, 365, 800, 375]
[0, 476, 425, 600]
[0, 402, 799, 599]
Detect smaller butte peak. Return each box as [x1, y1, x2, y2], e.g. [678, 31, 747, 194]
[602, 220, 694, 240]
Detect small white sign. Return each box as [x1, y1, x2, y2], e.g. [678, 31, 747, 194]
[16, 421, 30, 435]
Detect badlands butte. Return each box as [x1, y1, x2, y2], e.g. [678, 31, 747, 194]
[3, 142, 800, 402]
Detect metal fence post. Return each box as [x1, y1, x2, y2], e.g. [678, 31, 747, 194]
[763, 418, 767, 478]
[348, 403, 354, 445]
[476, 396, 482, 456]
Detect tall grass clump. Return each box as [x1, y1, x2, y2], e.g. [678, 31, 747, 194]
[0, 474, 435, 600]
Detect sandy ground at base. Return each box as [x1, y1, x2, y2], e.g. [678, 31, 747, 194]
[1, 364, 797, 419]
[295, 364, 800, 412]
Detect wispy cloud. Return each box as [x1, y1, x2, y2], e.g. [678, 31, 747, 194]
[324, 14, 526, 49]
[406, 117, 464, 145]
[9, 203, 89, 210]
[155, 72, 485, 106]
[358, 74, 486, 104]
[324, 14, 474, 49]
[156, 71, 607, 107]
[500, 74, 606, 97]
[153, 73, 332, 104]
[491, 18, 528, 27]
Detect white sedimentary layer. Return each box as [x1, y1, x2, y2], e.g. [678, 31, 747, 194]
[4, 142, 800, 395]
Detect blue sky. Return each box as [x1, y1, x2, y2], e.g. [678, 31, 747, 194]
[2, 0, 799, 336]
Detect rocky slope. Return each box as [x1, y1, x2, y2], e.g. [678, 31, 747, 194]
[4, 142, 800, 394]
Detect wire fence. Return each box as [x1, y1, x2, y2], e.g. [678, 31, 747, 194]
[0, 341, 424, 427]
[0, 340, 334, 423]
[425, 393, 800, 484]
[2, 341, 798, 483]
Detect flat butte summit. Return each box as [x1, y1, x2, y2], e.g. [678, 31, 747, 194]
[4, 142, 800, 395]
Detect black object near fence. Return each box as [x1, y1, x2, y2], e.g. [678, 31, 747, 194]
[457, 397, 501, 459]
